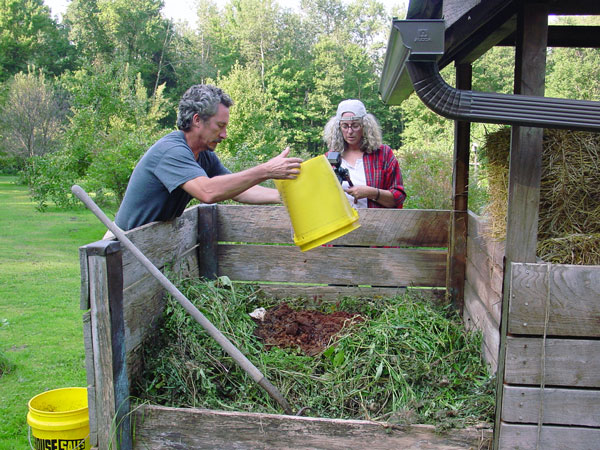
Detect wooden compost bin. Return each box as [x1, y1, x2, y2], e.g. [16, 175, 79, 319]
[496, 261, 600, 448]
[79, 204, 493, 449]
[462, 212, 600, 449]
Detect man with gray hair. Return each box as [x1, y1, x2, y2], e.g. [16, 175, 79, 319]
[113, 84, 302, 231]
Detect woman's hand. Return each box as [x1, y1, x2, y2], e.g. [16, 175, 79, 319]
[345, 185, 378, 203]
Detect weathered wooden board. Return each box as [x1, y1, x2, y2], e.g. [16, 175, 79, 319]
[217, 205, 451, 247]
[498, 423, 600, 450]
[467, 211, 505, 268]
[504, 337, 600, 387]
[218, 244, 447, 287]
[79, 245, 90, 309]
[502, 385, 600, 427]
[466, 235, 504, 308]
[464, 281, 500, 372]
[509, 262, 600, 336]
[120, 244, 199, 378]
[255, 284, 446, 302]
[122, 275, 166, 378]
[132, 405, 492, 450]
[82, 312, 97, 447]
[465, 256, 502, 324]
[119, 207, 199, 288]
[463, 306, 497, 372]
[88, 254, 116, 448]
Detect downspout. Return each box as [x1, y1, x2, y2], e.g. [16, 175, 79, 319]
[396, 20, 600, 132]
[406, 61, 600, 131]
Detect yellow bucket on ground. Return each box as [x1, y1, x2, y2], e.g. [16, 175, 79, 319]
[275, 154, 360, 251]
[27, 387, 89, 450]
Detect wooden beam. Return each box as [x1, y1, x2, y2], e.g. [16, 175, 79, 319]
[499, 26, 600, 48]
[198, 204, 218, 279]
[85, 241, 132, 450]
[494, 3, 549, 449]
[446, 62, 471, 311]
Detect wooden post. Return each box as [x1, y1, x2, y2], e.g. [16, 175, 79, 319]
[493, 3, 548, 449]
[84, 240, 132, 450]
[197, 204, 218, 279]
[446, 62, 472, 312]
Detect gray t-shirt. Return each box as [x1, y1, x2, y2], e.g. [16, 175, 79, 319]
[115, 130, 230, 230]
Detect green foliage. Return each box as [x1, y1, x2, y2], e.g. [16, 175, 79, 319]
[64, 0, 172, 90]
[215, 63, 287, 169]
[0, 0, 75, 81]
[24, 60, 169, 209]
[21, 153, 79, 210]
[0, 67, 67, 164]
[547, 47, 600, 101]
[397, 146, 452, 210]
[136, 277, 495, 427]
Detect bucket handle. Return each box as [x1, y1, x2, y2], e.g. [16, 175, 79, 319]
[28, 425, 89, 450]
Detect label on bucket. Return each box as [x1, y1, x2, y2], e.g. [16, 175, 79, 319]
[31, 437, 86, 450]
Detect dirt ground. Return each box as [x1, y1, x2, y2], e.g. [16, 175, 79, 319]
[253, 302, 363, 356]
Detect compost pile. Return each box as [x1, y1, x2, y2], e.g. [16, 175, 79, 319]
[482, 127, 600, 264]
[253, 302, 363, 356]
[135, 277, 495, 429]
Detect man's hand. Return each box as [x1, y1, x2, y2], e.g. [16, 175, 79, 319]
[261, 147, 302, 180]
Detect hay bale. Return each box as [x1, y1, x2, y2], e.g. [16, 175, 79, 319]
[480, 128, 511, 241]
[481, 128, 600, 265]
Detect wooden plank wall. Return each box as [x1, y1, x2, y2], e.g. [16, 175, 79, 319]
[216, 205, 450, 300]
[463, 212, 504, 373]
[498, 262, 600, 449]
[82, 207, 200, 381]
[132, 405, 492, 450]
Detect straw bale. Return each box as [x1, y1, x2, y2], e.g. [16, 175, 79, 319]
[480, 128, 600, 265]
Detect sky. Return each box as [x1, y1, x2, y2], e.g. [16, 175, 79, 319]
[44, 0, 407, 25]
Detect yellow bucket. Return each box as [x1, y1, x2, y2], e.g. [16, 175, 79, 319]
[27, 387, 89, 450]
[275, 155, 360, 251]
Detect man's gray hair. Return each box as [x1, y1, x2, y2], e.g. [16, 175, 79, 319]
[176, 84, 234, 131]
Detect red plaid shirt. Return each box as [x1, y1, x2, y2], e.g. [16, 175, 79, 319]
[363, 145, 406, 208]
[326, 145, 406, 208]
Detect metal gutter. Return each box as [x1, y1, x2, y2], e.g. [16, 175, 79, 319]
[381, 19, 600, 132]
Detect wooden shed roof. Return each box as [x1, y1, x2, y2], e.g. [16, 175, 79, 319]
[381, 0, 600, 105]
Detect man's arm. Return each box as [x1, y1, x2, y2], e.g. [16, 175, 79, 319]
[181, 148, 300, 204]
[233, 184, 280, 204]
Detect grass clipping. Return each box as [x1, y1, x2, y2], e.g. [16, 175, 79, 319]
[481, 128, 600, 264]
[135, 277, 495, 429]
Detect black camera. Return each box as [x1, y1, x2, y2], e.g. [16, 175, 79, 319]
[326, 152, 353, 187]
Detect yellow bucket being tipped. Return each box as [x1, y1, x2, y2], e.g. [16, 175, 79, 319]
[27, 387, 89, 450]
[275, 155, 360, 251]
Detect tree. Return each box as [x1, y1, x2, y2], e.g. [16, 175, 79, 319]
[215, 63, 288, 171]
[25, 59, 170, 209]
[0, 68, 67, 164]
[64, 0, 174, 92]
[0, 0, 75, 81]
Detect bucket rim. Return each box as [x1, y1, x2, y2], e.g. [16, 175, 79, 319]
[27, 387, 88, 415]
[293, 210, 360, 248]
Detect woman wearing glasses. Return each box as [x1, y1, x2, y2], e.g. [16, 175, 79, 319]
[323, 99, 406, 209]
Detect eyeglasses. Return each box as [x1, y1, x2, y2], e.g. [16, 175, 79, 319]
[340, 122, 362, 131]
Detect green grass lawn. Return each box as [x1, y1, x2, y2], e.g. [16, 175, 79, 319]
[0, 176, 110, 449]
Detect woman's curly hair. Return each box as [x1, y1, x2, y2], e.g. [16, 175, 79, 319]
[323, 112, 383, 154]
